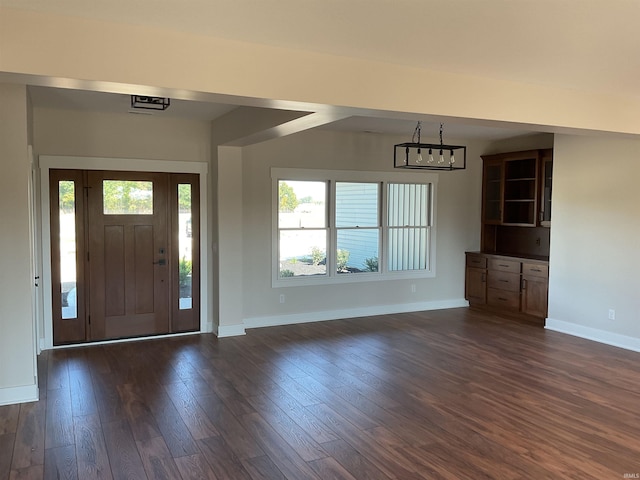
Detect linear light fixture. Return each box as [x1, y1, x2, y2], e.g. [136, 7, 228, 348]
[130, 95, 170, 111]
[394, 122, 466, 171]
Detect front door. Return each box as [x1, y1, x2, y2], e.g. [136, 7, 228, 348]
[49, 169, 200, 345]
[87, 171, 169, 340]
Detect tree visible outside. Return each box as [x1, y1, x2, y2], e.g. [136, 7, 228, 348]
[178, 183, 192, 213]
[103, 180, 153, 214]
[279, 181, 299, 212]
[59, 181, 75, 213]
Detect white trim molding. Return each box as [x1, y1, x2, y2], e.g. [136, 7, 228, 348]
[217, 324, 247, 337]
[245, 298, 468, 331]
[545, 318, 640, 353]
[0, 384, 39, 406]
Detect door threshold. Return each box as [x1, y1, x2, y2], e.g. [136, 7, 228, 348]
[47, 330, 202, 350]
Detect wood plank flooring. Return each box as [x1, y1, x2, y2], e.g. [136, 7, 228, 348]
[2, 307, 640, 479]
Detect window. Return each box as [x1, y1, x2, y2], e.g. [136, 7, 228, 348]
[273, 168, 436, 285]
[336, 182, 380, 274]
[58, 180, 77, 319]
[103, 180, 153, 215]
[387, 183, 431, 271]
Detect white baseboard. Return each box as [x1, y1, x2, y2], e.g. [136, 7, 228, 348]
[217, 324, 246, 337]
[0, 384, 39, 406]
[244, 298, 469, 330]
[545, 318, 640, 353]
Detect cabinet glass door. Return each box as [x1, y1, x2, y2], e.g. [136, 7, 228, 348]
[483, 163, 502, 223]
[503, 157, 537, 226]
[540, 158, 552, 226]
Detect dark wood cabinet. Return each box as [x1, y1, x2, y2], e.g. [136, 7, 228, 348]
[482, 160, 503, 224]
[465, 252, 548, 319]
[540, 149, 553, 227]
[468, 148, 552, 320]
[481, 149, 552, 258]
[465, 254, 487, 304]
[521, 263, 549, 317]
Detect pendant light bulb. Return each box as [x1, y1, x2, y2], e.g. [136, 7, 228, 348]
[428, 148, 434, 163]
[438, 149, 445, 164]
[450, 149, 455, 164]
[416, 148, 423, 163]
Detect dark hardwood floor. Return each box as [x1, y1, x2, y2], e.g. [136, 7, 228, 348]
[1, 307, 640, 479]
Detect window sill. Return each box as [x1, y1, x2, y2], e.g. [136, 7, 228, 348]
[272, 269, 435, 288]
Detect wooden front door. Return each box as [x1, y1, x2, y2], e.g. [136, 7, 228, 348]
[87, 171, 169, 340]
[50, 169, 200, 345]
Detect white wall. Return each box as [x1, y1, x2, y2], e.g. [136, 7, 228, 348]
[546, 135, 640, 350]
[237, 128, 488, 328]
[33, 107, 211, 162]
[0, 83, 38, 405]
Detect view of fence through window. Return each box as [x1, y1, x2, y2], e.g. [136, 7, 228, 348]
[387, 183, 430, 271]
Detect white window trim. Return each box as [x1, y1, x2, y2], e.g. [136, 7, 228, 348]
[272, 167, 438, 288]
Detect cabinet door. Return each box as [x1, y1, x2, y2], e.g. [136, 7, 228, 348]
[482, 161, 503, 224]
[503, 156, 538, 226]
[465, 267, 486, 304]
[522, 275, 548, 317]
[539, 150, 553, 227]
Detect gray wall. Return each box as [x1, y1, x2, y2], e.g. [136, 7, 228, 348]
[0, 83, 37, 404]
[240, 128, 488, 325]
[547, 134, 640, 347]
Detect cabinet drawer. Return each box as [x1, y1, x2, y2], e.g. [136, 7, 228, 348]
[522, 263, 548, 278]
[487, 288, 520, 310]
[466, 255, 487, 269]
[487, 271, 520, 292]
[488, 258, 521, 273]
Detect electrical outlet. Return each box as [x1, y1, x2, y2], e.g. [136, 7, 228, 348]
[608, 309, 615, 320]
[411, 284, 416, 293]
[279, 294, 285, 304]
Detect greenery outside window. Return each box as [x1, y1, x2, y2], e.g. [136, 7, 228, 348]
[273, 168, 437, 286]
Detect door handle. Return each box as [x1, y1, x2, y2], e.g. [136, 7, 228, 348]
[153, 259, 167, 266]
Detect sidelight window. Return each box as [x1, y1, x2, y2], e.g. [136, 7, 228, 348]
[59, 180, 77, 319]
[178, 183, 193, 310]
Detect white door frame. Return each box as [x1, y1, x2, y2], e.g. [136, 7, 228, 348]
[40, 155, 210, 350]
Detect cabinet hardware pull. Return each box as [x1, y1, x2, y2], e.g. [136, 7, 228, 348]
[499, 279, 509, 283]
[531, 268, 541, 272]
[521, 279, 527, 290]
[498, 264, 510, 267]
[498, 297, 507, 301]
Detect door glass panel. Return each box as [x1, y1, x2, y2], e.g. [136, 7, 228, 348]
[178, 184, 192, 309]
[59, 180, 77, 319]
[103, 180, 153, 215]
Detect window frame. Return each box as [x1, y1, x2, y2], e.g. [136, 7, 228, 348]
[272, 168, 438, 287]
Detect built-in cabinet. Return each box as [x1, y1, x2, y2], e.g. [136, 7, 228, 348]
[466, 148, 552, 319]
[481, 149, 552, 257]
[465, 252, 549, 318]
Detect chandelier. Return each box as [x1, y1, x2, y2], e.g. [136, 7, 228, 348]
[394, 122, 466, 171]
